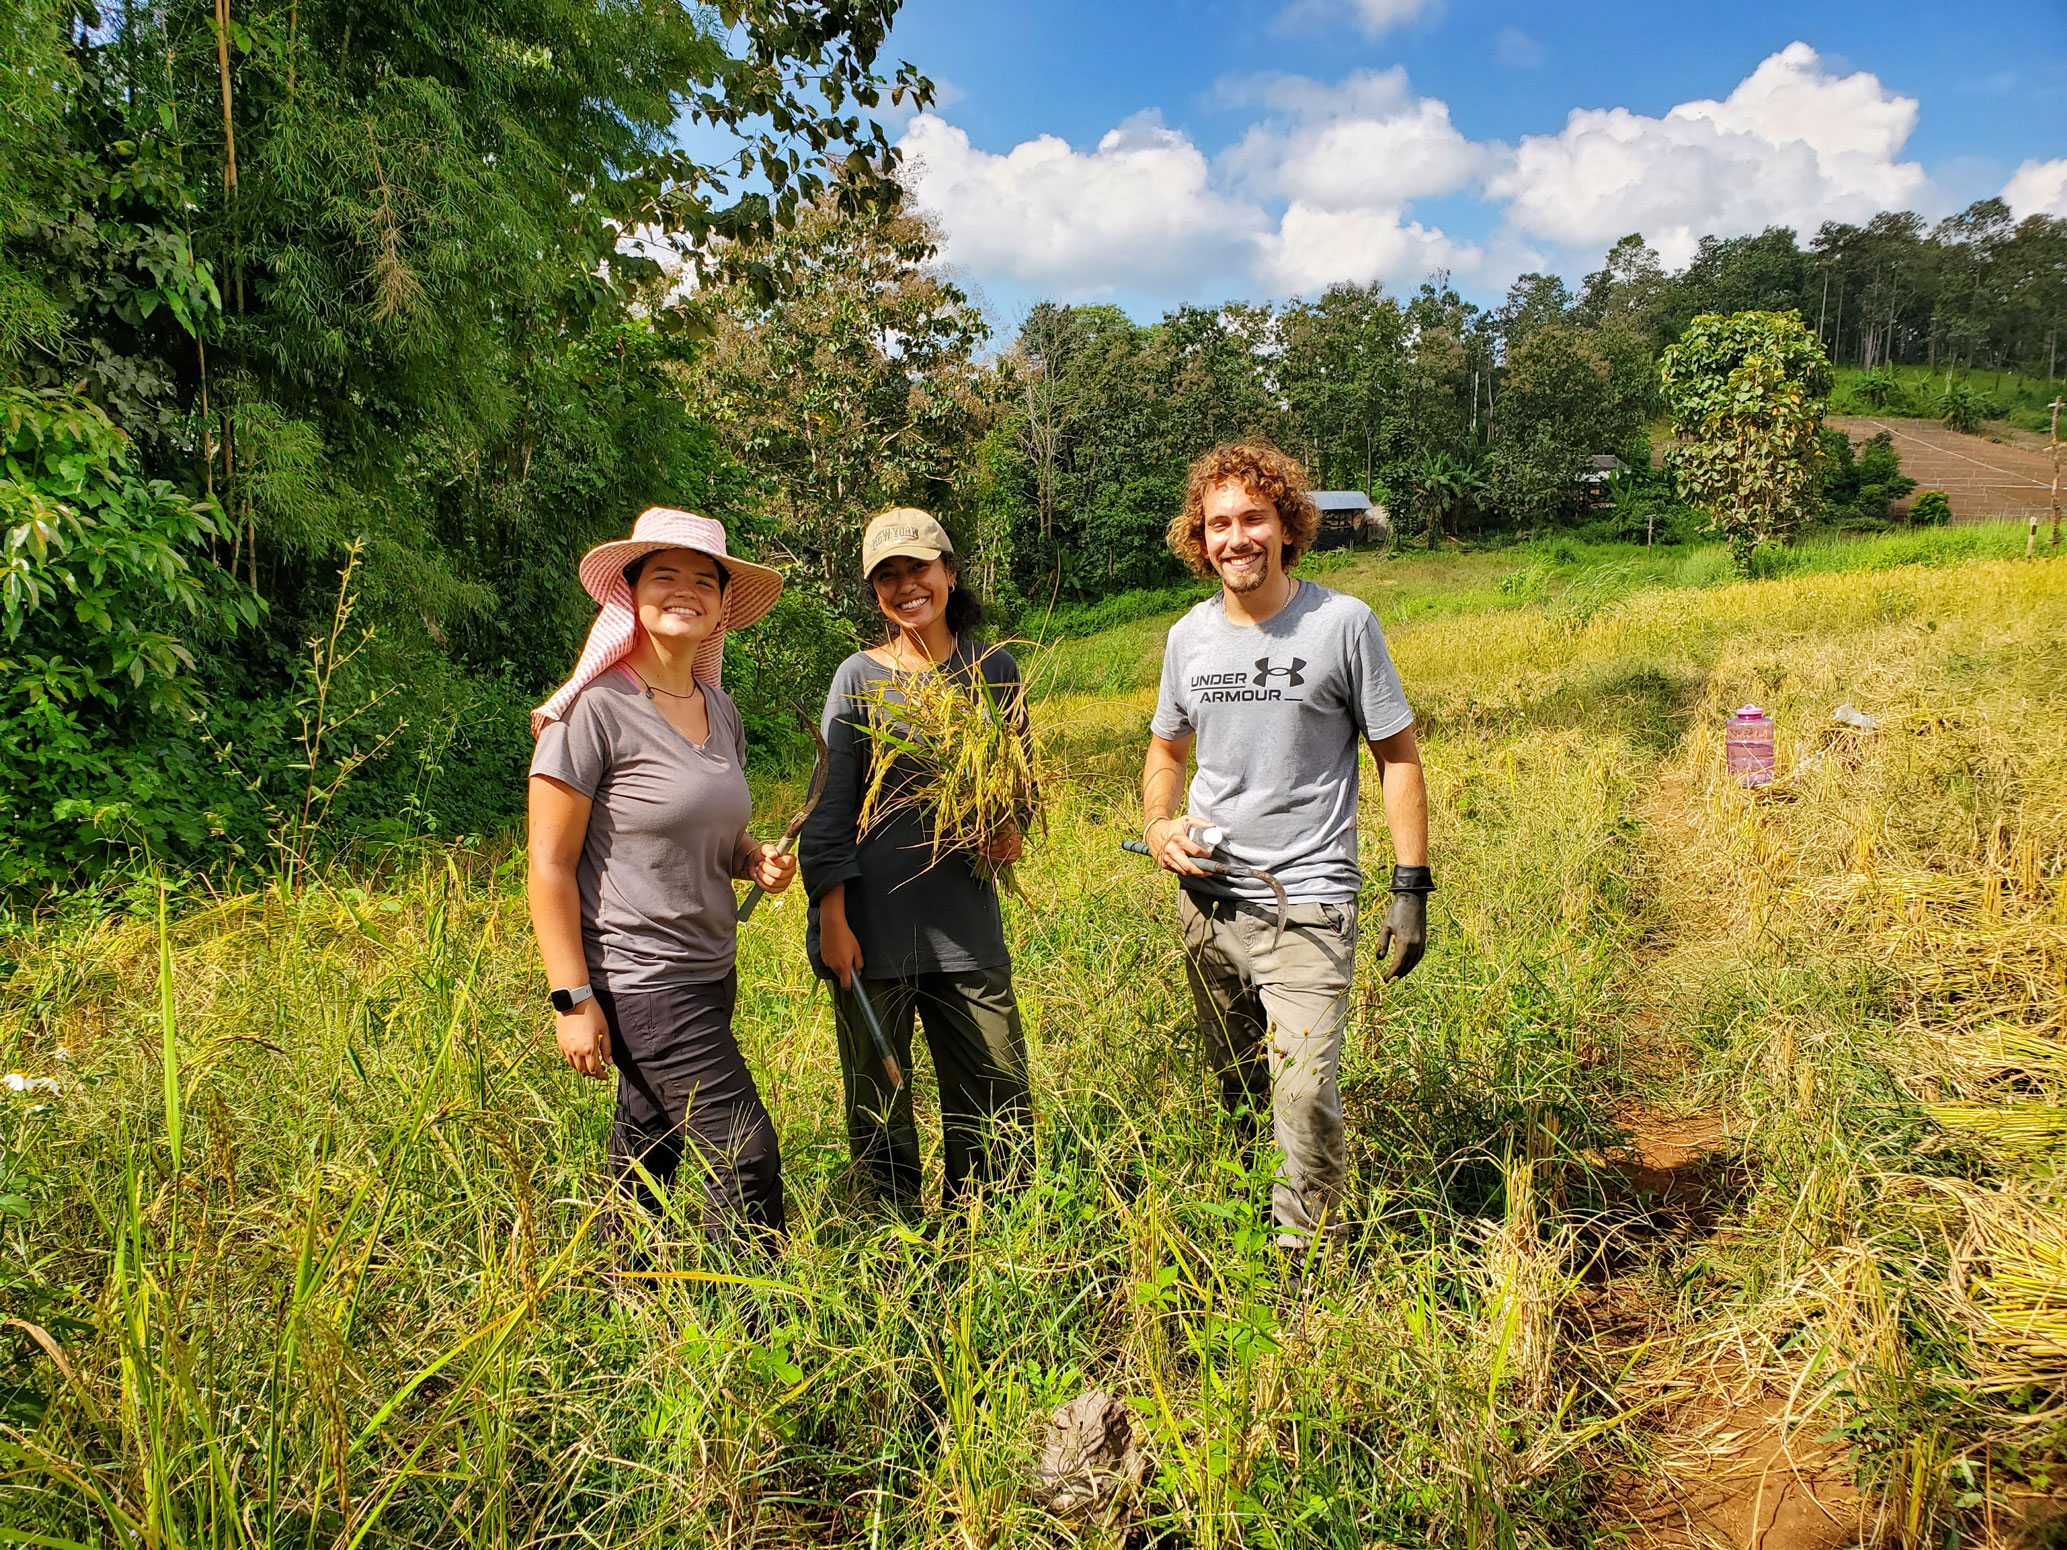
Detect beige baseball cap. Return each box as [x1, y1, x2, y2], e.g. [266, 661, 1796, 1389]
[861, 507, 954, 579]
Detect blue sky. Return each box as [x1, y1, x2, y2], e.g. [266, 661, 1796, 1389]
[846, 0, 2067, 326]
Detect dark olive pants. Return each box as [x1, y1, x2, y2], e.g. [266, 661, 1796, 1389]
[831, 966, 1030, 1208]
[593, 973, 784, 1244]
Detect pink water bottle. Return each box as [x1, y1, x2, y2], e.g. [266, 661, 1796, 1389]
[1726, 704, 1775, 787]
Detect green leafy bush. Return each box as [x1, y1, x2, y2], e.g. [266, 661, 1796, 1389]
[1818, 427, 1914, 527]
[0, 388, 257, 888]
[724, 580, 863, 766]
[1849, 367, 1908, 412]
[1936, 381, 2003, 434]
[1909, 490, 1952, 527]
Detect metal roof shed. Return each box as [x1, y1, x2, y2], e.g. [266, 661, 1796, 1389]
[1309, 491, 1387, 550]
[1312, 491, 1373, 513]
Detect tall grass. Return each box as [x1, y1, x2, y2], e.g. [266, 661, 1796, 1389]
[4, 543, 2064, 1544]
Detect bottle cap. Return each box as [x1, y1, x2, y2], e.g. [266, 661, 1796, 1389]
[1734, 704, 1766, 719]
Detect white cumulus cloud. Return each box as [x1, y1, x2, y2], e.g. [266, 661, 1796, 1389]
[898, 111, 1266, 301]
[1257, 202, 1480, 294]
[1219, 69, 1491, 208]
[892, 42, 2032, 314]
[2003, 158, 2067, 218]
[1488, 41, 1929, 268]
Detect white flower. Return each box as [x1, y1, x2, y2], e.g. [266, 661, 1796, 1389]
[3, 1072, 60, 1096]
[53, 1046, 71, 1063]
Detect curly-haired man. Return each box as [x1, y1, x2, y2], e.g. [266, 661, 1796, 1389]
[1140, 440, 1431, 1264]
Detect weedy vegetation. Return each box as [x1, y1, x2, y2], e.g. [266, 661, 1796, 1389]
[2, 527, 2063, 1547]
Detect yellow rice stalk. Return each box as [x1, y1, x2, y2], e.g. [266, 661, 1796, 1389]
[853, 647, 1046, 880]
[1925, 1102, 2067, 1155]
[1952, 1187, 2067, 1381]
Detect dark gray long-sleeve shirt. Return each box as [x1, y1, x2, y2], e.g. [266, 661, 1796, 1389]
[799, 642, 1022, 981]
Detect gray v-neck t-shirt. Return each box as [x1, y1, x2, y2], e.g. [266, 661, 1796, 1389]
[530, 670, 752, 989]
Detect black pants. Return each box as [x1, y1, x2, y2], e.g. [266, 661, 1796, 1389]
[830, 965, 1031, 1208]
[593, 973, 784, 1244]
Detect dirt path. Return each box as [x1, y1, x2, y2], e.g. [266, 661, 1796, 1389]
[1828, 417, 2058, 523]
[1583, 772, 1866, 1550]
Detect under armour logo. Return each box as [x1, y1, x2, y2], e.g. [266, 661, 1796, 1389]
[1253, 657, 1306, 687]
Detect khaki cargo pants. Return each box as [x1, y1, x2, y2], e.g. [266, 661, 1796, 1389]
[1179, 889, 1358, 1247]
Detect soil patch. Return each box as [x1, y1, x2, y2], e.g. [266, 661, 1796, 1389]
[1583, 770, 1864, 1548]
[1606, 1384, 1862, 1549]
[1828, 417, 2056, 522]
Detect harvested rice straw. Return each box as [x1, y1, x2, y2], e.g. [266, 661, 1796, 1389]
[852, 645, 1045, 886]
[1950, 1186, 2067, 1381]
[1925, 1102, 2067, 1154]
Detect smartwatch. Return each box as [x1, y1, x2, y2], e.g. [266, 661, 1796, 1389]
[550, 984, 595, 1014]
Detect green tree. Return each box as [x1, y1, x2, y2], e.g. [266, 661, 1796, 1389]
[1577, 234, 1672, 346]
[0, 388, 258, 884]
[1496, 273, 1575, 351]
[1, 0, 933, 879]
[689, 179, 991, 595]
[1661, 311, 1833, 568]
[1410, 451, 1469, 551]
[1665, 227, 1811, 339]
[1275, 283, 1407, 495]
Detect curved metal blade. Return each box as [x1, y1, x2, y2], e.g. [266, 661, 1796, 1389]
[1251, 866, 1290, 951]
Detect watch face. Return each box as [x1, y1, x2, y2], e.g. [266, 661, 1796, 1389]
[550, 988, 574, 1013]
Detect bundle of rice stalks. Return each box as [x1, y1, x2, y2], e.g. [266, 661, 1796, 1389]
[1927, 1101, 2067, 1157]
[854, 647, 1046, 881]
[1909, 1023, 2067, 1117]
[1951, 1186, 2067, 1384]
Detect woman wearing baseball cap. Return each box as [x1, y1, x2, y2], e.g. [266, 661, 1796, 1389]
[797, 507, 1033, 1212]
[527, 507, 797, 1250]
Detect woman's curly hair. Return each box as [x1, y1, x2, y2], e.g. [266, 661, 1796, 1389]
[1166, 441, 1320, 578]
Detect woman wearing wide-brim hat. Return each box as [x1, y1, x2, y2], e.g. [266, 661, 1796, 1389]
[527, 507, 796, 1248]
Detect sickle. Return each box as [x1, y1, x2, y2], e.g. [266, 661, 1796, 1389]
[1118, 839, 1289, 950]
[847, 978, 906, 1095]
[736, 705, 831, 924]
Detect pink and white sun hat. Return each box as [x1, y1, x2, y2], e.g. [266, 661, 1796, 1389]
[531, 508, 784, 736]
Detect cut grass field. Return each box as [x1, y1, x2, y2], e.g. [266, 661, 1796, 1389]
[3, 524, 2063, 1547]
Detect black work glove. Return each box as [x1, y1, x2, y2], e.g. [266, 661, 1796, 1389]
[1377, 866, 1433, 982]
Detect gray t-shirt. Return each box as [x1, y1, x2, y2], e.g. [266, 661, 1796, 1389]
[529, 669, 752, 989]
[1150, 579, 1412, 904]
[797, 643, 1019, 980]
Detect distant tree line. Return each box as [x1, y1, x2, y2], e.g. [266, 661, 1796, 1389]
[937, 201, 2064, 608]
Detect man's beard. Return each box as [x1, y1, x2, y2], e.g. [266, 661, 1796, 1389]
[1216, 550, 1272, 593]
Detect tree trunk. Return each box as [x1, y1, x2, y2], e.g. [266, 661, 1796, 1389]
[213, 0, 238, 195]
